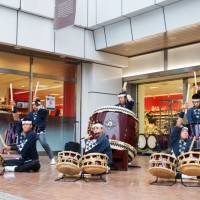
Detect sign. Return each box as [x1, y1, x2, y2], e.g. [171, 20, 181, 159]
[46, 96, 55, 110]
[54, 0, 76, 30]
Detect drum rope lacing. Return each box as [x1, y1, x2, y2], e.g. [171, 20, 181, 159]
[92, 106, 139, 121]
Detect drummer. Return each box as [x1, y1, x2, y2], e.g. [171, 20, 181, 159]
[186, 92, 200, 123]
[84, 122, 112, 173]
[115, 92, 134, 111]
[169, 103, 197, 179]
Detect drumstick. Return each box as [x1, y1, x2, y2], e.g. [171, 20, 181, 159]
[185, 83, 190, 114]
[10, 83, 14, 111]
[0, 134, 6, 147]
[122, 82, 127, 92]
[189, 136, 196, 152]
[34, 81, 39, 98]
[194, 71, 197, 93]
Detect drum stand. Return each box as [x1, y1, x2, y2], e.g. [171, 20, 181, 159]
[81, 172, 107, 182]
[150, 177, 177, 186]
[180, 177, 200, 187]
[55, 173, 83, 182]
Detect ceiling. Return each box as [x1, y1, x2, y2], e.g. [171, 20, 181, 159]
[100, 23, 200, 57]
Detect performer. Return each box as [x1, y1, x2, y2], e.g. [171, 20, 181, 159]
[1, 118, 40, 173]
[84, 122, 112, 172]
[11, 98, 56, 165]
[115, 82, 134, 111]
[169, 103, 197, 179]
[186, 92, 200, 123]
[115, 92, 134, 110]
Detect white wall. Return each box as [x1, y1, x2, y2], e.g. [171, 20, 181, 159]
[0, 7, 17, 45]
[124, 51, 164, 77]
[21, 0, 55, 19]
[0, 0, 20, 9]
[168, 43, 200, 70]
[164, 0, 200, 31]
[18, 12, 54, 52]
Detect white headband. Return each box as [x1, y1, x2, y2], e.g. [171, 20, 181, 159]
[92, 123, 103, 128]
[118, 94, 126, 98]
[22, 121, 32, 125]
[192, 99, 200, 102]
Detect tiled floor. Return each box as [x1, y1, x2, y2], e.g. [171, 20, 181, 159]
[0, 155, 200, 200]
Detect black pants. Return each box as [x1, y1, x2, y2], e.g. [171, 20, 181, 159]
[3, 159, 40, 172]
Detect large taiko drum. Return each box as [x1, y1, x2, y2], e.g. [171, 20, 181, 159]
[88, 106, 139, 154]
[149, 153, 177, 179]
[81, 153, 108, 174]
[178, 152, 200, 176]
[56, 151, 81, 175]
[109, 139, 137, 162]
[186, 123, 200, 150]
[147, 134, 169, 150]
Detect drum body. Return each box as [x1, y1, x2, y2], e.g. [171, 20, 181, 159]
[109, 139, 137, 162]
[88, 106, 139, 152]
[147, 134, 169, 150]
[186, 123, 200, 150]
[81, 153, 108, 174]
[149, 153, 177, 179]
[138, 134, 147, 150]
[178, 152, 200, 176]
[56, 151, 81, 175]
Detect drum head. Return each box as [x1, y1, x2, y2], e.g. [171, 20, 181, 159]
[149, 167, 176, 179]
[147, 135, 156, 149]
[56, 163, 81, 175]
[138, 134, 147, 150]
[179, 164, 200, 176]
[81, 165, 107, 175]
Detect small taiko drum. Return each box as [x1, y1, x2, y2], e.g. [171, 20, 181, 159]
[149, 153, 177, 179]
[138, 134, 147, 150]
[178, 152, 200, 176]
[147, 134, 169, 150]
[56, 151, 81, 175]
[81, 153, 108, 174]
[109, 139, 137, 162]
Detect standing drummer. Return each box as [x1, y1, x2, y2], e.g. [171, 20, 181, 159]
[84, 122, 112, 173]
[115, 82, 134, 111]
[169, 103, 197, 179]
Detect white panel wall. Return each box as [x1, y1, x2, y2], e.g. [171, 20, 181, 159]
[55, 26, 84, 58]
[85, 30, 129, 68]
[0, 7, 17, 45]
[18, 12, 54, 52]
[75, 0, 88, 27]
[105, 19, 132, 47]
[131, 8, 166, 40]
[0, 0, 20, 9]
[122, 0, 157, 16]
[168, 43, 200, 70]
[89, 64, 122, 94]
[165, 0, 200, 31]
[124, 51, 164, 77]
[94, 28, 107, 50]
[21, 0, 55, 19]
[155, 0, 182, 6]
[96, 0, 122, 24]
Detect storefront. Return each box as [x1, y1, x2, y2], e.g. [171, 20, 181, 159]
[0, 51, 77, 152]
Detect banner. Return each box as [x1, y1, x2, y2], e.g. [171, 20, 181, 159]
[46, 96, 55, 110]
[54, 0, 76, 30]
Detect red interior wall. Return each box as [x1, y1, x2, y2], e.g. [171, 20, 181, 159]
[145, 94, 183, 111]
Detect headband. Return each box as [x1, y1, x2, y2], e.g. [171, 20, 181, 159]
[192, 99, 200, 102]
[92, 123, 103, 128]
[22, 121, 32, 125]
[118, 94, 126, 98]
